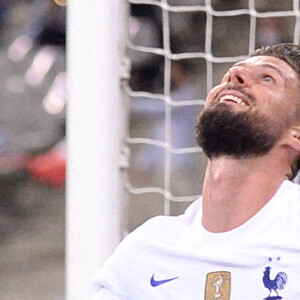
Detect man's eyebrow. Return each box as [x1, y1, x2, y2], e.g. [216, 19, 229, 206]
[233, 62, 285, 79]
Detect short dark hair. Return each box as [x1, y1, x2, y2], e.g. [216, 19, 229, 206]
[252, 43, 300, 74]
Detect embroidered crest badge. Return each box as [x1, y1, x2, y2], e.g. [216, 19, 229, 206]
[204, 271, 231, 300]
[262, 266, 287, 300]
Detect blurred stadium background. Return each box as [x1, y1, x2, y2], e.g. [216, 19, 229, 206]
[1, 0, 299, 299]
[0, 1, 66, 299]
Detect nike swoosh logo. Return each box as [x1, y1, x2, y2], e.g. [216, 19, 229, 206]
[150, 274, 178, 287]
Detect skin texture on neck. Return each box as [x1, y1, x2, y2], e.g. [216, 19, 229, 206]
[202, 146, 293, 233]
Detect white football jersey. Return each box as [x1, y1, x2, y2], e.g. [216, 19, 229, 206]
[92, 180, 300, 300]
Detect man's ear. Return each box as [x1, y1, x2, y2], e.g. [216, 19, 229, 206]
[286, 125, 300, 152]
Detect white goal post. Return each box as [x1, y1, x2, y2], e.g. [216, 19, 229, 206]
[67, 0, 129, 299]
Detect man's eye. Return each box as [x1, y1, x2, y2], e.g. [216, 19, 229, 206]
[263, 75, 275, 83]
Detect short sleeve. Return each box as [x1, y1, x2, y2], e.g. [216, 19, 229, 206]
[91, 234, 135, 300]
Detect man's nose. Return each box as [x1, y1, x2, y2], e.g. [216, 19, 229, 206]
[227, 67, 248, 85]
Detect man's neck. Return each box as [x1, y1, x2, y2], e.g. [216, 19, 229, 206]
[201, 154, 289, 233]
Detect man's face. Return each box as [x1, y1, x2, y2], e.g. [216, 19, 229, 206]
[196, 55, 300, 158]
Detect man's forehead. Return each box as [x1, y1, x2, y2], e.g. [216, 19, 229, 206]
[232, 55, 298, 80]
[234, 55, 291, 70]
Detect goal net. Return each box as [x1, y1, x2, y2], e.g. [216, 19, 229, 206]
[125, 0, 300, 233]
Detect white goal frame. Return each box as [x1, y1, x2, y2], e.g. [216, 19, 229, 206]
[67, 1, 129, 299]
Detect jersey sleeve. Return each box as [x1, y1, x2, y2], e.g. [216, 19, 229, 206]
[90, 225, 144, 300]
[91, 240, 128, 299]
[90, 215, 164, 299]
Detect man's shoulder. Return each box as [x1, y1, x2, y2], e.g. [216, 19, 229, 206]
[133, 199, 200, 236]
[118, 199, 200, 251]
[281, 180, 300, 200]
[277, 180, 300, 220]
[91, 200, 201, 298]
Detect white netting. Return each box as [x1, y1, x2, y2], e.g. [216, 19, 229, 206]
[125, 0, 300, 232]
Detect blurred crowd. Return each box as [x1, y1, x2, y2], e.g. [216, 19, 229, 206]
[0, 0, 66, 238]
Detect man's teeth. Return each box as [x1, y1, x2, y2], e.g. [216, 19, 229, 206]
[219, 95, 247, 106]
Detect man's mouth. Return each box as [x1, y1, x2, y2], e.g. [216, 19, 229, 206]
[219, 94, 248, 106]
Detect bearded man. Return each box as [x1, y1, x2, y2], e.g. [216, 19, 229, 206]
[91, 44, 300, 300]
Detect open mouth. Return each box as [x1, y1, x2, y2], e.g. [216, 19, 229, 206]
[218, 93, 250, 107]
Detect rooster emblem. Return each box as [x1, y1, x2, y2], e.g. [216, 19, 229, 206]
[262, 266, 287, 300]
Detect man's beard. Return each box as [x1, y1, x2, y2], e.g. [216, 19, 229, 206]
[195, 103, 283, 159]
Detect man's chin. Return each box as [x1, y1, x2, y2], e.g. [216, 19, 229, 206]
[195, 107, 278, 158]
